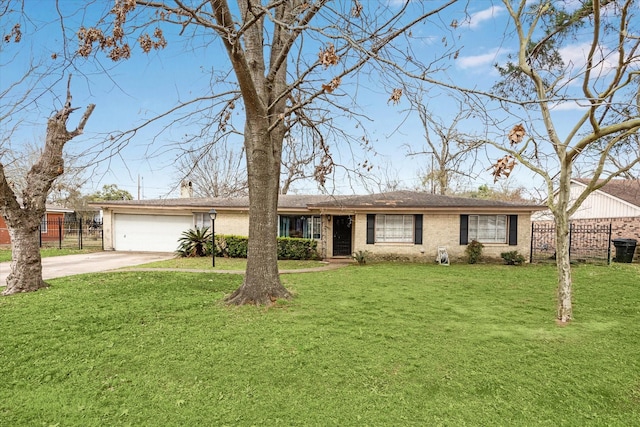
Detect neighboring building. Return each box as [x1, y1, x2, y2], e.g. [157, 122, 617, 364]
[92, 191, 543, 261]
[532, 178, 640, 262]
[534, 179, 640, 237]
[0, 204, 74, 245]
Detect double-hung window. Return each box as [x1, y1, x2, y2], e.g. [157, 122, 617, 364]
[468, 214, 507, 243]
[193, 213, 208, 229]
[375, 214, 414, 243]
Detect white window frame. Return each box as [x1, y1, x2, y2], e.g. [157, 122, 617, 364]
[40, 214, 48, 233]
[375, 214, 414, 243]
[469, 214, 507, 244]
[193, 213, 208, 230]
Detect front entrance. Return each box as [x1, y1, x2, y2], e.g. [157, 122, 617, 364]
[332, 215, 353, 256]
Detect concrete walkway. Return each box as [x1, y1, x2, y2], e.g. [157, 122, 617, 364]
[0, 253, 352, 286]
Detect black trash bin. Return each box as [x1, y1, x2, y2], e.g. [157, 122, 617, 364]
[612, 238, 637, 263]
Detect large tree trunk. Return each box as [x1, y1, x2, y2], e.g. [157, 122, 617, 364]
[555, 214, 572, 323]
[554, 168, 573, 323]
[3, 224, 47, 295]
[220, 1, 293, 305]
[226, 125, 291, 305]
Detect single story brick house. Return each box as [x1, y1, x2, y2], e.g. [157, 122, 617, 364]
[0, 204, 73, 245]
[93, 191, 543, 261]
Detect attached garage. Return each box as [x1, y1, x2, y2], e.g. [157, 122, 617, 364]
[114, 214, 193, 252]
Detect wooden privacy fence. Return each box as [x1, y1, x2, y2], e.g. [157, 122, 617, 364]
[530, 222, 613, 264]
[39, 218, 103, 250]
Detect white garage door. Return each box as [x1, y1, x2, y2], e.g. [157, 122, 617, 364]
[114, 214, 193, 252]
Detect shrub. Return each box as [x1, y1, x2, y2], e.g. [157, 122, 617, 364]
[277, 237, 320, 260]
[176, 226, 211, 257]
[501, 250, 526, 265]
[352, 250, 371, 265]
[465, 240, 484, 264]
[213, 235, 319, 260]
[217, 235, 248, 258]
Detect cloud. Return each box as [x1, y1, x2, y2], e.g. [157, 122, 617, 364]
[558, 42, 620, 84]
[457, 47, 504, 70]
[549, 101, 585, 111]
[464, 5, 505, 29]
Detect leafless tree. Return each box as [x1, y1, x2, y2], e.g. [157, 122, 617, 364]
[401, 0, 640, 323]
[174, 140, 248, 198]
[1, 3, 97, 295]
[403, 90, 482, 195]
[82, 0, 459, 305]
[0, 77, 95, 295]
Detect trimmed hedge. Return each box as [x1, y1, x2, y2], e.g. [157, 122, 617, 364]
[277, 237, 320, 260]
[214, 235, 319, 260]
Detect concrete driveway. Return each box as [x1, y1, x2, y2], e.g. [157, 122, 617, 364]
[0, 251, 174, 287]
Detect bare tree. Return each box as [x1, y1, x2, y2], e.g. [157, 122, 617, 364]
[404, 91, 482, 195]
[82, 0, 459, 305]
[493, 0, 639, 323]
[0, 78, 95, 295]
[3, 141, 90, 204]
[404, 0, 640, 323]
[280, 127, 320, 195]
[174, 141, 248, 198]
[1, 3, 98, 295]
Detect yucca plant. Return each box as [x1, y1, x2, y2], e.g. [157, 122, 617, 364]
[176, 226, 211, 257]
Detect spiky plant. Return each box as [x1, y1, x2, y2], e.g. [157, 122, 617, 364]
[176, 226, 211, 257]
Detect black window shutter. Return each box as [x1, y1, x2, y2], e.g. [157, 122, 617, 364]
[459, 215, 469, 245]
[508, 215, 518, 246]
[366, 214, 375, 244]
[414, 214, 423, 245]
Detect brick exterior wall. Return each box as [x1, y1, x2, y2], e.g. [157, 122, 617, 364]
[533, 216, 640, 262]
[0, 212, 65, 244]
[351, 213, 532, 262]
[215, 212, 250, 236]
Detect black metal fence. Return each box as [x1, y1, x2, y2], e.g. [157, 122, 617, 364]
[530, 222, 612, 264]
[39, 218, 103, 250]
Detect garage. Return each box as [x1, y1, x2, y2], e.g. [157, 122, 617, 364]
[114, 214, 193, 252]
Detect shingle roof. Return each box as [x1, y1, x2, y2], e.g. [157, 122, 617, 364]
[91, 191, 542, 211]
[91, 194, 342, 210]
[574, 178, 640, 208]
[308, 190, 542, 210]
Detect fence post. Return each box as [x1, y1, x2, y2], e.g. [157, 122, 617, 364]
[607, 222, 612, 265]
[58, 218, 62, 249]
[568, 223, 573, 262]
[79, 218, 83, 250]
[530, 222, 534, 263]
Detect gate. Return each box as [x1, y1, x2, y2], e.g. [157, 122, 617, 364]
[39, 218, 104, 250]
[530, 222, 612, 264]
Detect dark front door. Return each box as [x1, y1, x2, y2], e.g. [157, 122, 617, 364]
[332, 215, 352, 256]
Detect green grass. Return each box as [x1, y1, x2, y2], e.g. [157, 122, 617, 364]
[140, 256, 329, 270]
[1, 263, 639, 425]
[0, 248, 101, 262]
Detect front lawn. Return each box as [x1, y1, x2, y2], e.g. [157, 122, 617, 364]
[1, 263, 639, 425]
[140, 256, 329, 270]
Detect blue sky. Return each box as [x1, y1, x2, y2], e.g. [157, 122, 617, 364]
[1, 1, 598, 199]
